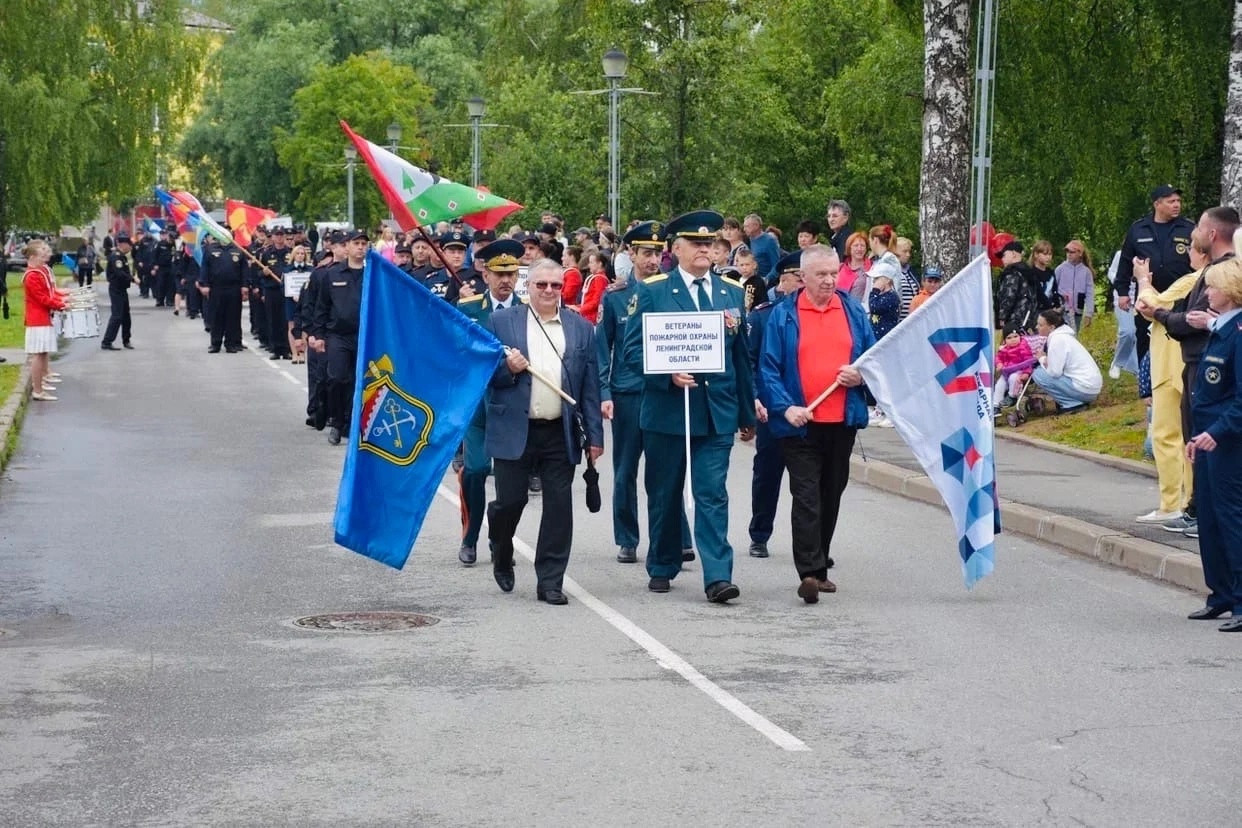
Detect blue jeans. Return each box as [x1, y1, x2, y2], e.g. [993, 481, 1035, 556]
[1032, 366, 1096, 409]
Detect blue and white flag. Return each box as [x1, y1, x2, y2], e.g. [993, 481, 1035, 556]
[334, 251, 505, 569]
[854, 254, 1000, 587]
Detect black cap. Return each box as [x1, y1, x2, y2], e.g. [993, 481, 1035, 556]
[346, 229, 369, 242]
[394, 243, 411, 254]
[594, 213, 609, 222]
[439, 230, 469, 249]
[999, 241, 1024, 255]
[473, 228, 497, 244]
[538, 222, 558, 236]
[514, 231, 540, 247]
[663, 210, 724, 242]
[272, 226, 287, 236]
[1150, 184, 1182, 201]
[775, 251, 802, 275]
[622, 220, 665, 249]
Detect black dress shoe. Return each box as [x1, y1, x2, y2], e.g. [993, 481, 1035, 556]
[797, 576, 819, 604]
[270, 353, 282, 360]
[122, 342, 134, 349]
[826, 556, 835, 569]
[1188, 605, 1231, 620]
[705, 581, 740, 603]
[616, 546, 637, 563]
[327, 426, 341, 445]
[748, 541, 769, 558]
[528, 475, 542, 494]
[537, 589, 568, 605]
[305, 417, 316, 428]
[648, 577, 671, 593]
[1219, 617, 1242, 632]
[494, 567, 515, 593]
[208, 346, 221, 353]
[458, 544, 477, 566]
[101, 343, 119, 351]
[682, 548, 696, 562]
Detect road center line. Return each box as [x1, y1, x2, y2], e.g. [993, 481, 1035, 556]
[434, 484, 810, 752]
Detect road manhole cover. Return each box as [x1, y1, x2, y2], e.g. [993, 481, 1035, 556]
[292, 611, 440, 633]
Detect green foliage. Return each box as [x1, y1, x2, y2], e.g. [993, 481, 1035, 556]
[0, 0, 203, 231]
[274, 54, 433, 229]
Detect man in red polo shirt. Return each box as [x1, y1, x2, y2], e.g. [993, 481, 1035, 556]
[758, 245, 875, 603]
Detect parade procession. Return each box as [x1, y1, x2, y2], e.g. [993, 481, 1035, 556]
[3, 1, 1242, 825]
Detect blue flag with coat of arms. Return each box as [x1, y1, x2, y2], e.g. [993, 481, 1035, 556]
[854, 254, 1001, 588]
[334, 251, 505, 569]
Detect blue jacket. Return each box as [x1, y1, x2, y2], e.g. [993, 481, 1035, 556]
[596, 278, 643, 398]
[1191, 311, 1242, 439]
[759, 288, 875, 437]
[747, 232, 780, 284]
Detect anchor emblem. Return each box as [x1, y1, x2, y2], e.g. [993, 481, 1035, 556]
[357, 354, 434, 465]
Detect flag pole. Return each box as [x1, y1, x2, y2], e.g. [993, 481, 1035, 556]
[805, 379, 842, 412]
[683, 385, 694, 516]
[413, 226, 463, 286]
[504, 347, 577, 405]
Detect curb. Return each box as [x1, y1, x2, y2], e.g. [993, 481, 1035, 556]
[848, 455, 1205, 595]
[996, 428, 1157, 479]
[0, 361, 31, 472]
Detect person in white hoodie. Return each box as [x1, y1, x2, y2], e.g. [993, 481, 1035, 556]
[1031, 307, 1103, 413]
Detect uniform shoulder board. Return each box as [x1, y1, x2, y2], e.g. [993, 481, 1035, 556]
[719, 274, 744, 289]
[643, 273, 669, 284]
[458, 294, 485, 305]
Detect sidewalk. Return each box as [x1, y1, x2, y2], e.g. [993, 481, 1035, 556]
[848, 427, 1204, 594]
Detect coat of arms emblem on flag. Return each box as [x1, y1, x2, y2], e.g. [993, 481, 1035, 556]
[358, 355, 433, 466]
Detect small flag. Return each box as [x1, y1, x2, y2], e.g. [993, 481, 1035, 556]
[339, 120, 522, 231]
[61, 253, 76, 271]
[225, 199, 277, 249]
[854, 254, 1001, 588]
[333, 251, 505, 568]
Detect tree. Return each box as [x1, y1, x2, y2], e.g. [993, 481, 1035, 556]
[920, 0, 972, 275]
[1222, 0, 1242, 209]
[273, 54, 433, 229]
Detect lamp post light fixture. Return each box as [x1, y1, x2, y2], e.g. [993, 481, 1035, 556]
[602, 49, 628, 233]
[466, 96, 485, 188]
[344, 144, 357, 228]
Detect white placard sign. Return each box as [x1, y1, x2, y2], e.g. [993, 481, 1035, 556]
[641, 311, 726, 374]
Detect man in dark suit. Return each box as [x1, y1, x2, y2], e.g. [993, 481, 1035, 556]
[622, 210, 757, 603]
[485, 258, 605, 605]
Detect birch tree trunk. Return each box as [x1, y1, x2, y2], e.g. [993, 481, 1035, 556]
[1221, 0, 1242, 209]
[920, 0, 973, 276]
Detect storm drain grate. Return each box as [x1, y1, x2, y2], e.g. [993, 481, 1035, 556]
[292, 611, 440, 633]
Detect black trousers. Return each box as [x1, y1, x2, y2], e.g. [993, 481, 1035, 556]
[487, 419, 574, 592]
[249, 292, 268, 343]
[76, 267, 93, 287]
[325, 333, 357, 427]
[306, 347, 327, 428]
[209, 287, 243, 349]
[263, 288, 290, 355]
[102, 286, 131, 345]
[781, 423, 857, 580]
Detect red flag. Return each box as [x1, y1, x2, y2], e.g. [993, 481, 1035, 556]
[226, 199, 278, 249]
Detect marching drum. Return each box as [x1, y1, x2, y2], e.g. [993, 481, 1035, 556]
[58, 288, 101, 339]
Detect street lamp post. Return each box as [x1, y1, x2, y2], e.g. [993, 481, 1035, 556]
[602, 49, 628, 233]
[466, 97, 485, 188]
[344, 145, 357, 228]
[385, 122, 402, 222]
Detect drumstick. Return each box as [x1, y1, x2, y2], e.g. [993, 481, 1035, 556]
[505, 347, 577, 406]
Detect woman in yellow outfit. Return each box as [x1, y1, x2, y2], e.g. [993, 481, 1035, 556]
[1134, 250, 1204, 526]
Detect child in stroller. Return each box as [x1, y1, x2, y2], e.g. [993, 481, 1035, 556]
[993, 325, 1044, 414]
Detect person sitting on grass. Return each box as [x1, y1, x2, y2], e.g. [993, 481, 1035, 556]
[993, 323, 1036, 412]
[1031, 308, 1102, 414]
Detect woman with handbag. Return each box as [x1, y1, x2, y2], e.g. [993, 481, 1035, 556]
[22, 239, 67, 401]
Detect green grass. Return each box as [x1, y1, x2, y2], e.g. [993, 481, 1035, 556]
[1001, 312, 1150, 462]
[0, 363, 24, 470]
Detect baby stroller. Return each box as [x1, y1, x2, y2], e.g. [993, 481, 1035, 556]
[995, 333, 1047, 427]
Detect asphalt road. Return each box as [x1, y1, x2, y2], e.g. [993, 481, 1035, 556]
[1, 298, 1239, 827]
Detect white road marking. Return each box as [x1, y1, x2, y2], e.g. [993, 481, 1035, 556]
[433, 483, 810, 752]
[259, 512, 336, 528]
[243, 337, 307, 388]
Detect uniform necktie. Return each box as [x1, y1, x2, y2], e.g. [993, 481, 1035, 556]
[694, 277, 712, 311]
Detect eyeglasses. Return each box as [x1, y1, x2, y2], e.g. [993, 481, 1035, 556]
[532, 281, 564, 291]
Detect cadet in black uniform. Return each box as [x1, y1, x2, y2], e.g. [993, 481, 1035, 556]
[299, 232, 341, 430]
[420, 229, 468, 300]
[312, 229, 367, 445]
[134, 233, 156, 299]
[259, 227, 293, 359]
[1113, 184, 1196, 361]
[101, 232, 137, 350]
[151, 227, 176, 307]
[393, 241, 415, 276]
[247, 226, 270, 349]
[202, 239, 247, 352]
[174, 244, 198, 318]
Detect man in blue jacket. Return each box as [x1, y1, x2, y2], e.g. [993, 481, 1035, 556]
[759, 245, 874, 604]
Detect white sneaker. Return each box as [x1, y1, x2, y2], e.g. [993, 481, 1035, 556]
[1108, 365, 1121, 380]
[876, 415, 895, 428]
[1135, 509, 1181, 524]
